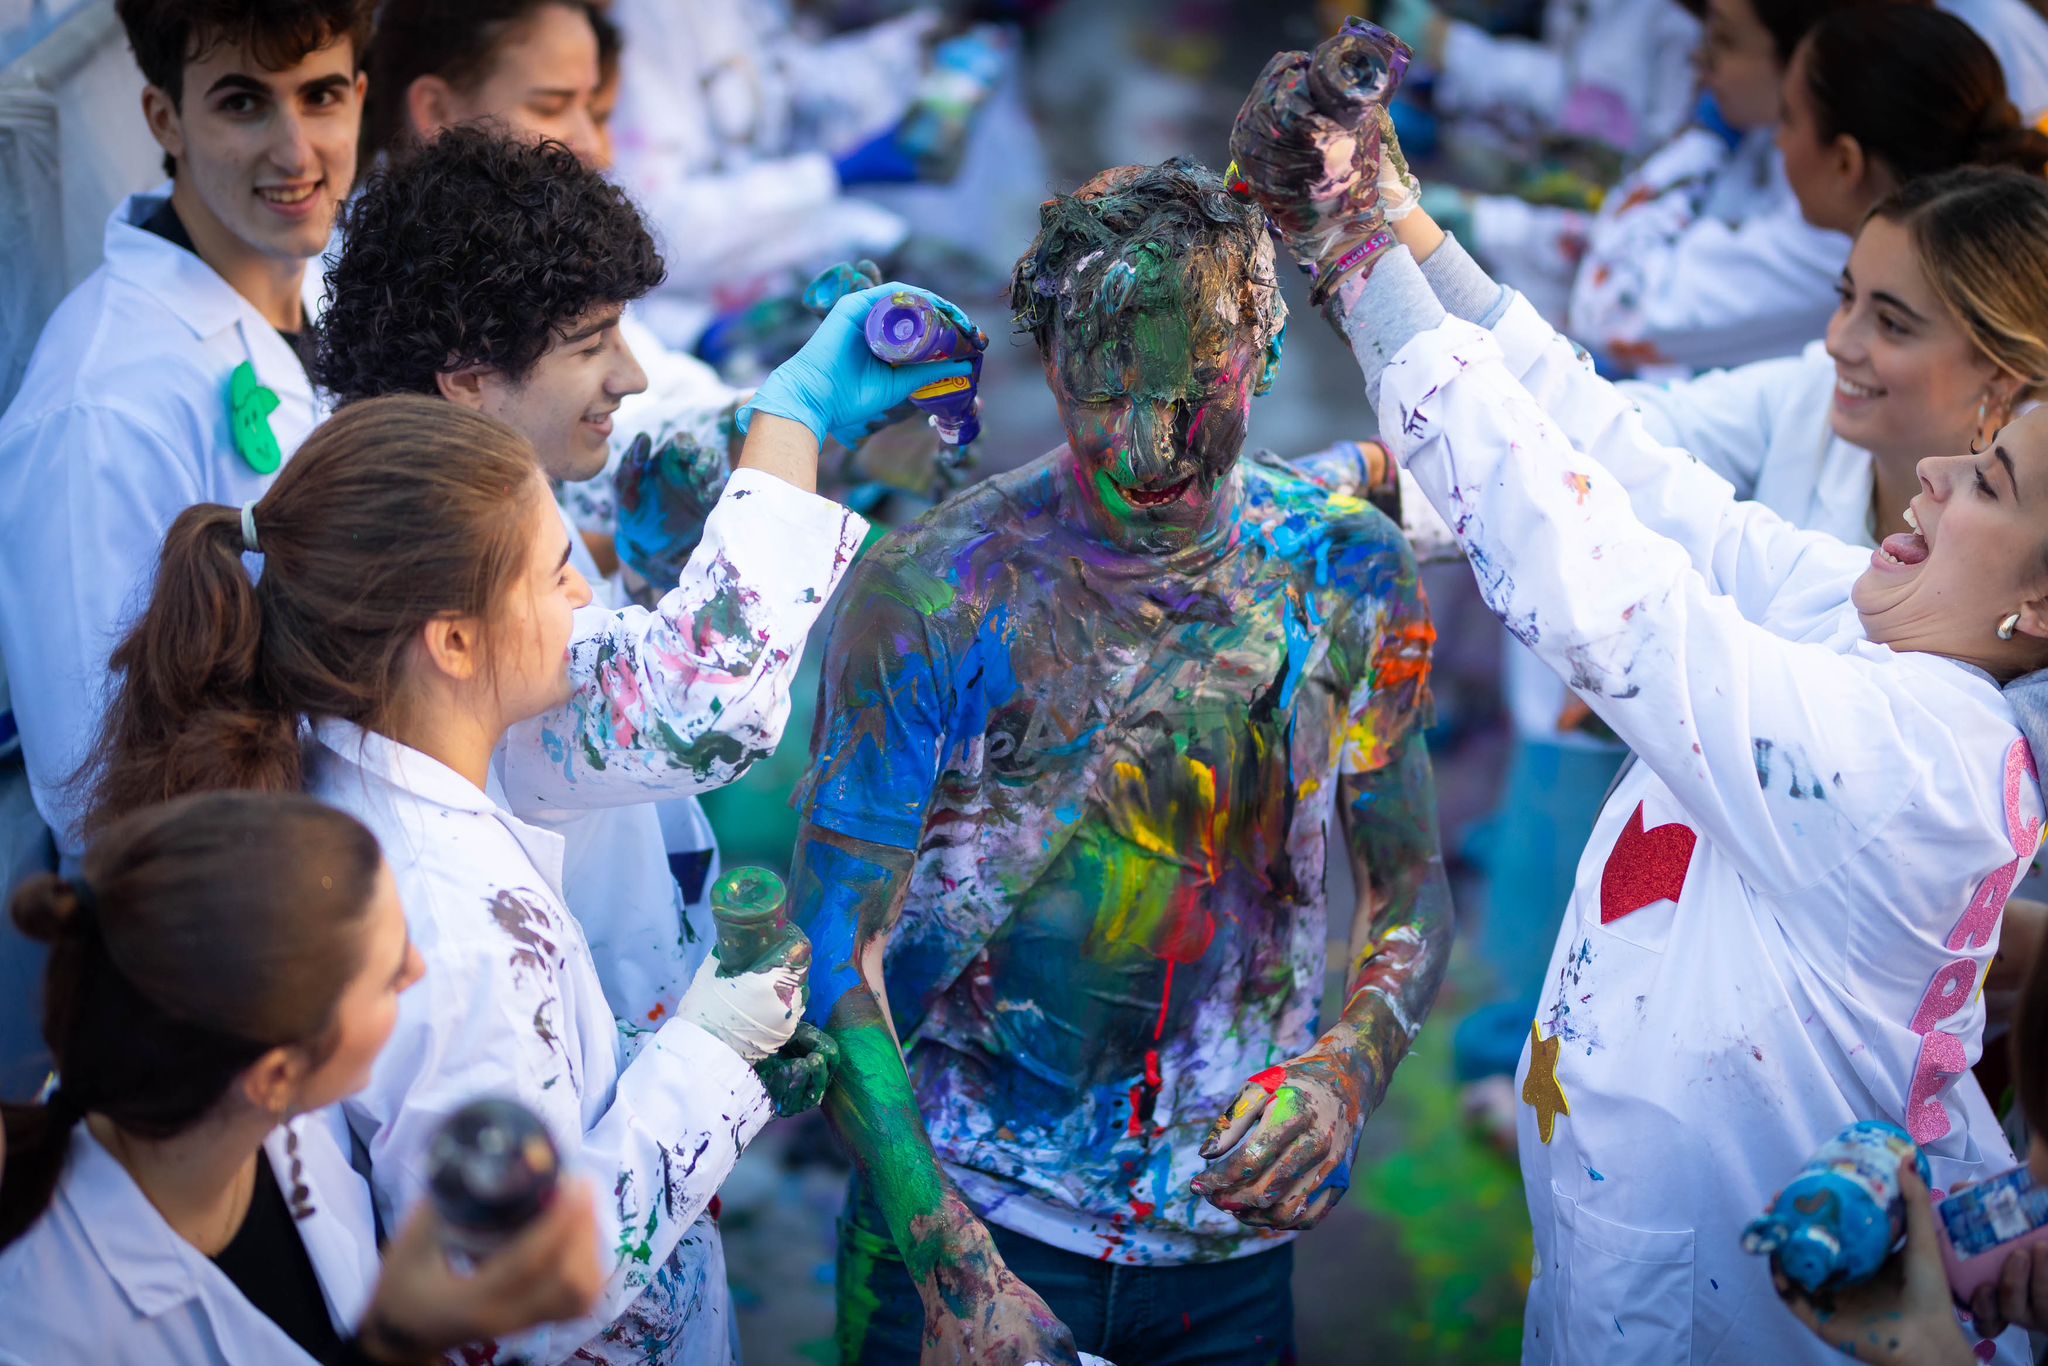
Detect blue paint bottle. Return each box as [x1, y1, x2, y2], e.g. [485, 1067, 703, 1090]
[1741, 1120, 1929, 1293]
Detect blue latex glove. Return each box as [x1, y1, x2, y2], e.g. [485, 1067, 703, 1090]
[1695, 91, 1742, 151]
[737, 283, 982, 449]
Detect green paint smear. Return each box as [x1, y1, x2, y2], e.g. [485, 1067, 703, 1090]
[873, 558, 956, 618]
[1348, 958, 1529, 1362]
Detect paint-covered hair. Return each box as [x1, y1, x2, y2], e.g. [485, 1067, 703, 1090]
[0, 792, 382, 1249]
[1867, 168, 2048, 405]
[1801, 8, 2048, 184]
[361, 0, 596, 165]
[1009, 157, 1280, 364]
[311, 126, 664, 404]
[81, 396, 540, 833]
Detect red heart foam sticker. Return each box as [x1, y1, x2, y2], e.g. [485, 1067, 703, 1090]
[1600, 802, 1697, 924]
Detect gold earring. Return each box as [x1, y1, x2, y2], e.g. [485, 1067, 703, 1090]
[1999, 612, 2022, 641]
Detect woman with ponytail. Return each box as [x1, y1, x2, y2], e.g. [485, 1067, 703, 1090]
[0, 791, 602, 1364]
[75, 363, 953, 1360]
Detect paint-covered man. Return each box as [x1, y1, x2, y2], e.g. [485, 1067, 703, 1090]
[793, 158, 1452, 1365]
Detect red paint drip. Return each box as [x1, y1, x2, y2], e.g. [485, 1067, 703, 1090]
[1129, 1197, 1156, 1221]
[646, 1002, 666, 1022]
[1127, 1083, 1147, 1137]
[1248, 1065, 1289, 1096]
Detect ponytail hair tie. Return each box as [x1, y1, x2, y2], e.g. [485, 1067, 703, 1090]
[240, 500, 261, 553]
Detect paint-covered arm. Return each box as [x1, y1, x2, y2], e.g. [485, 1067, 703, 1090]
[498, 469, 866, 813]
[346, 892, 772, 1361]
[790, 561, 1079, 1364]
[1368, 290, 1924, 895]
[792, 826, 1075, 1363]
[1194, 535, 1451, 1229]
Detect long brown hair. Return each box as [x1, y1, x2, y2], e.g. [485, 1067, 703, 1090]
[1869, 169, 2048, 409]
[82, 395, 541, 834]
[0, 792, 384, 1248]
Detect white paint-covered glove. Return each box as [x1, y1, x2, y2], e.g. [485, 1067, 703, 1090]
[674, 945, 807, 1062]
[1375, 107, 1422, 221]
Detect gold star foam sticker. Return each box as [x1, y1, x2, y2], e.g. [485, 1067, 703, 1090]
[1523, 1020, 1570, 1144]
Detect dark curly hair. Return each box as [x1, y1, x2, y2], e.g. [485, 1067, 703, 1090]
[1008, 156, 1277, 363]
[311, 126, 665, 404]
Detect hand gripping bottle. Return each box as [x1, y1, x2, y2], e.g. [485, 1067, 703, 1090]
[1741, 1119, 1930, 1293]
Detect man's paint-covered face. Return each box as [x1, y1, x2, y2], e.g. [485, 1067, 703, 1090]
[1049, 238, 1283, 539]
[1023, 163, 1286, 548]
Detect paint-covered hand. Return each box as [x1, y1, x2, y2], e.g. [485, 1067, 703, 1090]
[921, 1254, 1080, 1366]
[752, 1021, 840, 1118]
[675, 932, 811, 1063]
[1770, 1160, 1975, 1365]
[613, 425, 733, 588]
[1228, 19, 1411, 303]
[738, 283, 984, 449]
[1191, 1044, 1372, 1229]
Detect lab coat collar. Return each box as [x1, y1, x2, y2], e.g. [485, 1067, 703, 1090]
[102, 187, 315, 408]
[311, 717, 498, 818]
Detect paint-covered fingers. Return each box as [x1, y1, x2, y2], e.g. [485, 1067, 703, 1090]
[754, 1022, 840, 1118]
[1195, 1069, 1284, 1162]
[675, 945, 811, 1062]
[1206, 1130, 1332, 1223]
[918, 1263, 1080, 1366]
[1192, 1092, 1313, 1202]
[1973, 1239, 2048, 1337]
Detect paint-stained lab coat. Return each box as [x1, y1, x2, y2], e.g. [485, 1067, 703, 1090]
[1370, 291, 2037, 1364]
[0, 1114, 378, 1365]
[0, 189, 322, 859]
[326, 472, 863, 1363]
[1435, 0, 1701, 160]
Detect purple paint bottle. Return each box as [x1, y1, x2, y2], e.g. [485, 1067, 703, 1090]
[1741, 1119, 1930, 1293]
[1307, 17, 1411, 119]
[426, 1097, 560, 1261]
[862, 292, 983, 448]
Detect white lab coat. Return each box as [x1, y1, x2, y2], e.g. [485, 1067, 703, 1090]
[1624, 342, 1878, 546]
[1370, 290, 2037, 1364]
[326, 470, 863, 1364]
[0, 188, 322, 858]
[1436, 0, 1701, 159]
[606, 0, 912, 346]
[0, 1114, 378, 1366]
[1566, 127, 1849, 374]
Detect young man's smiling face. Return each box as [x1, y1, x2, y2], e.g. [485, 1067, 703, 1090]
[456, 304, 649, 484]
[143, 31, 363, 267]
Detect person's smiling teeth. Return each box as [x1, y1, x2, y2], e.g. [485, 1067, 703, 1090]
[259, 184, 318, 204]
[1836, 376, 1883, 399]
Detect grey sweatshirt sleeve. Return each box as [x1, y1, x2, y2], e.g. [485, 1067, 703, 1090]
[1329, 245, 1448, 408]
[1417, 232, 1512, 328]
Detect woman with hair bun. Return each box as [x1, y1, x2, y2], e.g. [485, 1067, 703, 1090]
[0, 791, 603, 1364]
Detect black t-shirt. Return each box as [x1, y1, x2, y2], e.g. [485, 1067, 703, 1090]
[210, 1155, 362, 1366]
[138, 197, 316, 369]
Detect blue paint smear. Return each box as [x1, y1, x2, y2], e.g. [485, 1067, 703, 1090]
[795, 837, 898, 1024]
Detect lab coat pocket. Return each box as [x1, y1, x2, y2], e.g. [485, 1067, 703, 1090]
[1554, 1181, 1695, 1365]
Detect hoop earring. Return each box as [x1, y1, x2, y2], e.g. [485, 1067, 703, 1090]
[1999, 612, 2022, 641]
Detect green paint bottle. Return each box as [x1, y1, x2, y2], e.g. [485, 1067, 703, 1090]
[710, 866, 789, 976]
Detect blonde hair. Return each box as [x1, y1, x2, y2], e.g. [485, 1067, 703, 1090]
[1871, 168, 2048, 402]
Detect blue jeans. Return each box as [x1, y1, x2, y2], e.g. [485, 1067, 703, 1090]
[835, 1176, 1297, 1366]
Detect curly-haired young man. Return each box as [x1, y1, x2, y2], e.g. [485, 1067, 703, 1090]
[0, 0, 369, 864]
[314, 125, 662, 484]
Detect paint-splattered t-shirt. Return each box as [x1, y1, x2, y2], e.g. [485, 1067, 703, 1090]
[801, 448, 1431, 1263]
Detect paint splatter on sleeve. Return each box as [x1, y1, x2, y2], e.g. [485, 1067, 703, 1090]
[499, 470, 868, 811]
[609, 404, 742, 589]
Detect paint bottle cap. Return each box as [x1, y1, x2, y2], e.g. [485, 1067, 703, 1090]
[426, 1097, 560, 1240]
[1777, 1223, 1846, 1294]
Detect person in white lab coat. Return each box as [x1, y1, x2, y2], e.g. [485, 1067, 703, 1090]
[1450, 9, 2048, 1111]
[309, 127, 733, 1060]
[81, 281, 975, 1360]
[1232, 50, 2047, 1360]
[0, 790, 608, 1365]
[0, 0, 368, 865]
[1631, 17, 2048, 544]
